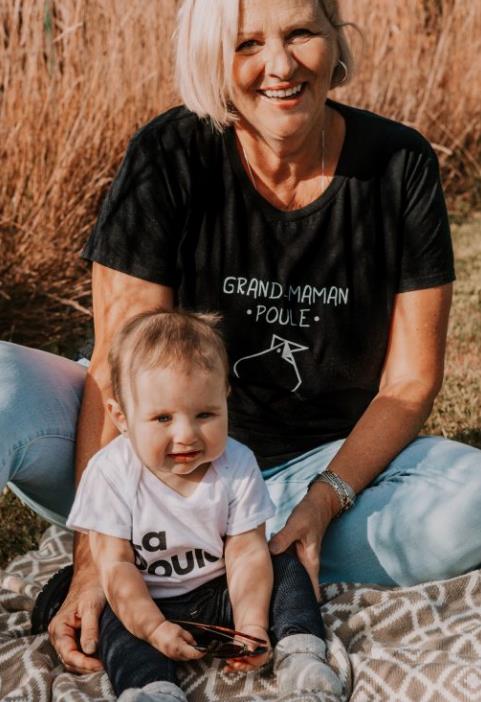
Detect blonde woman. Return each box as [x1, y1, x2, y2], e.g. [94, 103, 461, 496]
[1, 0, 480, 680]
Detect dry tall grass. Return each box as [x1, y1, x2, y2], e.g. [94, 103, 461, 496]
[1, 0, 178, 343]
[1, 0, 481, 346]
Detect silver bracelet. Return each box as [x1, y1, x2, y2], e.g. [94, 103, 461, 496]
[307, 470, 356, 517]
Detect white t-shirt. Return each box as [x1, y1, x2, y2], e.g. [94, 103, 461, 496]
[67, 436, 275, 597]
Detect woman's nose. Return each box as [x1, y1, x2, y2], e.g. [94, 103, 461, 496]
[265, 40, 296, 80]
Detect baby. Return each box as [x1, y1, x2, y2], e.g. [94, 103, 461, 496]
[67, 310, 342, 702]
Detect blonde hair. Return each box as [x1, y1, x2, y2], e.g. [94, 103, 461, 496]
[175, 0, 239, 132]
[109, 309, 230, 410]
[319, 0, 355, 88]
[174, 0, 355, 132]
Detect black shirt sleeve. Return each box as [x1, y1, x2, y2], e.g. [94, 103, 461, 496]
[82, 127, 187, 287]
[397, 141, 455, 293]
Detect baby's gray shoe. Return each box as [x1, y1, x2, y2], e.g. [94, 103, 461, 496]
[117, 680, 187, 702]
[274, 634, 342, 698]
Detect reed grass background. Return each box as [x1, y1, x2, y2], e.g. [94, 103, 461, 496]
[0, 0, 480, 564]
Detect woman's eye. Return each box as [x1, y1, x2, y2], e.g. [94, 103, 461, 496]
[235, 39, 260, 52]
[288, 29, 314, 41]
[156, 415, 171, 423]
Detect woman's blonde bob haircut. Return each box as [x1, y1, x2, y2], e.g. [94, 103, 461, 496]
[174, 0, 354, 132]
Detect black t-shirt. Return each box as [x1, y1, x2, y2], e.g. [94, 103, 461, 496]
[83, 100, 455, 469]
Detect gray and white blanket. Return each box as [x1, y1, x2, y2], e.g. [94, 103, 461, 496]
[1, 527, 481, 701]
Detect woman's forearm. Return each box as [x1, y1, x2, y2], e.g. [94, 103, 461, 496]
[317, 380, 437, 504]
[73, 359, 118, 566]
[309, 285, 451, 514]
[74, 360, 118, 486]
[72, 532, 99, 574]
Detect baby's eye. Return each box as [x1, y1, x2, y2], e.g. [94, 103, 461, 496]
[155, 414, 171, 423]
[197, 411, 215, 419]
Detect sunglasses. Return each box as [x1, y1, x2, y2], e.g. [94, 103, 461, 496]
[173, 620, 268, 659]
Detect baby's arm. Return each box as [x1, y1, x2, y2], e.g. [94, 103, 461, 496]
[89, 532, 203, 661]
[224, 524, 273, 670]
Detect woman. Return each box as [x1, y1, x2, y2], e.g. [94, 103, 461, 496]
[1, 0, 480, 677]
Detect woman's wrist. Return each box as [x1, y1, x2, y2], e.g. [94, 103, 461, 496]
[72, 533, 98, 578]
[304, 479, 342, 521]
[307, 470, 356, 517]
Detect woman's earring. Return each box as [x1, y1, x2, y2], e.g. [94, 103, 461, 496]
[335, 59, 348, 86]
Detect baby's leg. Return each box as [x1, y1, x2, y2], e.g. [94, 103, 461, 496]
[99, 604, 187, 702]
[270, 553, 343, 698]
[270, 552, 325, 643]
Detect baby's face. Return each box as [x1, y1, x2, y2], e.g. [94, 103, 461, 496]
[122, 361, 228, 477]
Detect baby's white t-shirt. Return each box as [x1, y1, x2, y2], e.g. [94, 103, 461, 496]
[67, 436, 275, 598]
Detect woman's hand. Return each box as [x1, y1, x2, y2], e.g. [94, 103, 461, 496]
[149, 620, 205, 661]
[48, 567, 106, 673]
[268, 484, 340, 601]
[223, 625, 271, 673]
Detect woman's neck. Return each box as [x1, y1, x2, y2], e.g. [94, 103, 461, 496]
[234, 106, 345, 210]
[235, 114, 329, 182]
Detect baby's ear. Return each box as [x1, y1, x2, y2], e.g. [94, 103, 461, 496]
[106, 398, 129, 435]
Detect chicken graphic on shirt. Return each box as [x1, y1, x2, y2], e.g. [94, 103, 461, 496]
[233, 335, 308, 393]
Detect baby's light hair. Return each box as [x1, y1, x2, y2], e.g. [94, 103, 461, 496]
[108, 309, 229, 411]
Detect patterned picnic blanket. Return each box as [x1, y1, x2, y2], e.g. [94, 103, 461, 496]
[1, 526, 481, 701]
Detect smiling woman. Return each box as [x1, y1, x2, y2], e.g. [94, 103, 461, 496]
[232, 1, 336, 137]
[0, 0, 480, 690]
[175, 0, 353, 132]
[178, 0, 353, 210]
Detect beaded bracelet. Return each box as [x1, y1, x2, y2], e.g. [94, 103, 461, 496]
[307, 470, 356, 517]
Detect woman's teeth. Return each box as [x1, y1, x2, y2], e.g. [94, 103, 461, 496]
[261, 84, 304, 99]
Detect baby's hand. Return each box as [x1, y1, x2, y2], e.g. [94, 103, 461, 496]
[149, 620, 205, 661]
[224, 625, 271, 673]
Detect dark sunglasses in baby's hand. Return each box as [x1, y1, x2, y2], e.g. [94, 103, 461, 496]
[173, 620, 268, 659]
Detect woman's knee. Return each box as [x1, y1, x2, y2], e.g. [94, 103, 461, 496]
[368, 437, 481, 585]
[0, 341, 86, 496]
[0, 341, 86, 422]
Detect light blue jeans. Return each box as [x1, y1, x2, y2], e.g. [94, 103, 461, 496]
[1, 340, 481, 586]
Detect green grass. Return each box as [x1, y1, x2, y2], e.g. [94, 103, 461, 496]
[424, 213, 481, 446]
[0, 489, 49, 569]
[0, 213, 480, 569]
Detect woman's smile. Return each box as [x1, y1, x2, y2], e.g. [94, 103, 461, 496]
[257, 82, 307, 109]
[257, 82, 305, 100]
